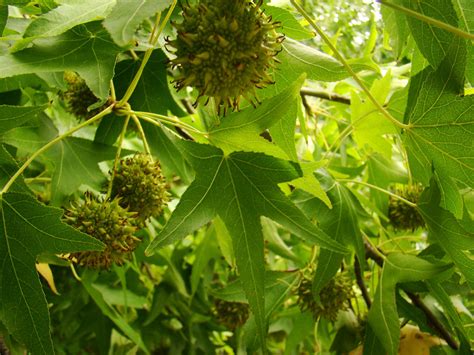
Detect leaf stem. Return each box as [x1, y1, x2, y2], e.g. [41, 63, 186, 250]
[24, 177, 52, 184]
[106, 115, 130, 199]
[134, 111, 207, 137]
[131, 114, 152, 158]
[117, 1, 177, 107]
[290, 0, 411, 131]
[338, 179, 417, 208]
[110, 80, 116, 102]
[0, 105, 114, 196]
[378, 0, 474, 41]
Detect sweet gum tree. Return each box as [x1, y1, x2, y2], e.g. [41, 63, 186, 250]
[0, 0, 472, 354]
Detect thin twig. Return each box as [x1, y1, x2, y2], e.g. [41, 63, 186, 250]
[106, 115, 130, 199]
[131, 114, 153, 157]
[301, 88, 351, 105]
[354, 258, 372, 308]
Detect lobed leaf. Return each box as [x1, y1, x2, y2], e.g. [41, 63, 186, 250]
[0, 22, 121, 100]
[0, 192, 103, 354]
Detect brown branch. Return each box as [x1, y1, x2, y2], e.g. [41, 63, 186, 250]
[363, 238, 459, 350]
[300, 87, 351, 105]
[354, 258, 372, 308]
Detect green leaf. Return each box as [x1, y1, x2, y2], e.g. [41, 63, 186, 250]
[190, 225, 220, 295]
[0, 192, 104, 354]
[0, 22, 121, 99]
[241, 271, 300, 351]
[292, 177, 365, 295]
[0, 74, 49, 94]
[367, 253, 452, 355]
[211, 271, 299, 352]
[45, 137, 124, 205]
[18, 0, 116, 50]
[367, 153, 407, 214]
[427, 281, 470, 343]
[81, 270, 149, 354]
[114, 50, 185, 117]
[146, 141, 347, 350]
[453, 0, 474, 82]
[351, 71, 398, 158]
[213, 216, 235, 268]
[0, 105, 46, 133]
[264, 6, 313, 40]
[261, 217, 298, 262]
[403, 38, 473, 195]
[268, 97, 299, 161]
[418, 180, 474, 288]
[144, 124, 194, 183]
[402, 0, 462, 70]
[290, 162, 332, 209]
[103, 0, 172, 47]
[208, 75, 305, 159]
[268, 38, 377, 97]
[0, 145, 30, 194]
[0, 5, 7, 36]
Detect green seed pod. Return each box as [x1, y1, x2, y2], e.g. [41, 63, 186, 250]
[388, 184, 425, 231]
[64, 192, 140, 269]
[213, 299, 250, 330]
[62, 72, 104, 119]
[167, 0, 284, 115]
[111, 154, 169, 224]
[296, 272, 354, 322]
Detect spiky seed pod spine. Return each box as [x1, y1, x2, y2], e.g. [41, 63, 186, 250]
[213, 299, 250, 330]
[110, 154, 169, 224]
[296, 273, 354, 322]
[167, 0, 284, 115]
[388, 184, 425, 231]
[64, 192, 140, 269]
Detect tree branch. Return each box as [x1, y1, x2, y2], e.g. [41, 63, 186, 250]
[363, 238, 459, 350]
[300, 87, 351, 105]
[354, 258, 371, 308]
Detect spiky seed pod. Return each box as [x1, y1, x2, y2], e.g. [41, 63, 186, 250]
[64, 192, 140, 269]
[296, 273, 354, 322]
[167, 0, 284, 115]
[110, 154, 169, 224]
[62, 71, 104, 119]
[213, 299, 250, 330]
[388, 184, 425, 231]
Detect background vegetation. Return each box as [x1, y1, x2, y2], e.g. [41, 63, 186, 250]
[0, 0, 472, 354]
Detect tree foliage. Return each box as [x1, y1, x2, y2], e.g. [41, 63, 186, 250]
[0, 0, 472, 354]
